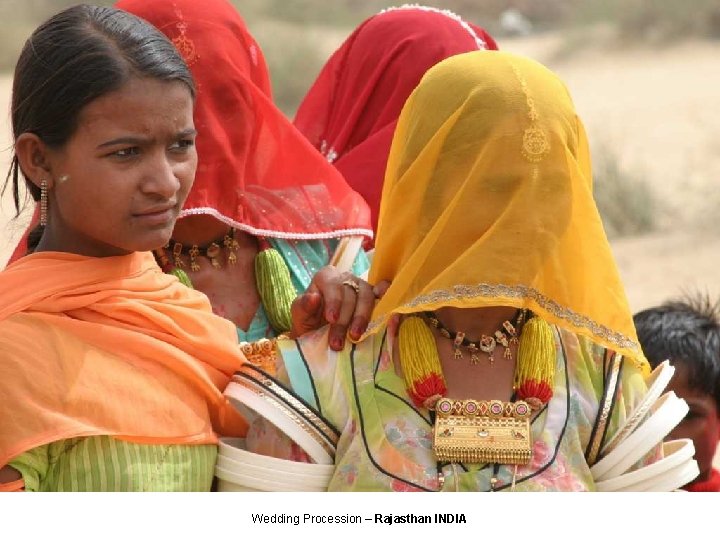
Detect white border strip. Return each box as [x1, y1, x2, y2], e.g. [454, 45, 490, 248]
[378, 4, 488, 50]
[178, 207, 374, 240]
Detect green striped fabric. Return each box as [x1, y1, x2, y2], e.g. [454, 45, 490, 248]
[9, 436, 216, 491]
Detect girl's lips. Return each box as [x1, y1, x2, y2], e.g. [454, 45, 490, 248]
[133, 206, 176, 226]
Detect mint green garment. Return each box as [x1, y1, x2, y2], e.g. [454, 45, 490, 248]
[9, 436, 216, 492]
[236, 238, 369, 342]
[262, 325, 659, 491]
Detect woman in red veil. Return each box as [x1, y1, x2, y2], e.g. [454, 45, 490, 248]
[117, 0, 375, 346]
[294, 5, 498, 245]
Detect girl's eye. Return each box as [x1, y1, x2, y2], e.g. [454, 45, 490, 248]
[169, 139, 195, 151]
[112, 147, 140, 158]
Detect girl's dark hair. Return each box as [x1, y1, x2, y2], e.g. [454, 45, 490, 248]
[2, 3, 194, 219]
[634, 292, 720, 411]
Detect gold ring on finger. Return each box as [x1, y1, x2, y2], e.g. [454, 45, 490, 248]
[342, 279, 360, 294]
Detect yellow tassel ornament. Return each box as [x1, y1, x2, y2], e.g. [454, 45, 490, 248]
[255, 242, 297, 334]
[398, 316, 448, 408]
[514, 315, 555, 409]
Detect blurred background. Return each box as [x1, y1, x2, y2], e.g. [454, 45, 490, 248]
[2, 0, 720, 313]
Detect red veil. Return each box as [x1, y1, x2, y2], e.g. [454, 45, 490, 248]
[116, 0, 371, 240]
[6, 0, 372, 265]
[293, 6, 498, 242]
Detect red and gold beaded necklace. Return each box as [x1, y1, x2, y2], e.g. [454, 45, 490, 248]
[154, 230, 297, 334]
[397, 311, 556, 466]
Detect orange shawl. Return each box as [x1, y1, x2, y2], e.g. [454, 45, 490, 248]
[0, 251, 247, 467]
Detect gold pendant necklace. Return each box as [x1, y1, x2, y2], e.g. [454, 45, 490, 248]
[155, 227, 240, 272]
[433, 398, 533, 465]
[398, 313, 556, 473]
[424, 309, 526, 364]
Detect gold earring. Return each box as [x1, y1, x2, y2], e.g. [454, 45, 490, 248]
[40, 179, 48, 226]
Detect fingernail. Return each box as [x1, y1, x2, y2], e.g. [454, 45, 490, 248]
[350, 323, 363, 338]
[331, 337, 343, 350]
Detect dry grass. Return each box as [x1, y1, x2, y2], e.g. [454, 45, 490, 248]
[572, 0, 720, 42]
[250, 19, 340, 116]
[592, 146, 657, 238]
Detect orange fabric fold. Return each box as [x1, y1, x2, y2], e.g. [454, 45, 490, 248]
[0, 479, 25, 492]
[0, 251, 247, 468]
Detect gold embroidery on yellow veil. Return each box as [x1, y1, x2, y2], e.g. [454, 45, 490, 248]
[512, 64, 550, 164]
[365, 282, 640, 355]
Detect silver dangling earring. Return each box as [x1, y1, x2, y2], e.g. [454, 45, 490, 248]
[40, 179, 48, 226]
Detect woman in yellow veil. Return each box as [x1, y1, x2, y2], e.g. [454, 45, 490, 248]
[242, 50, 658, 491]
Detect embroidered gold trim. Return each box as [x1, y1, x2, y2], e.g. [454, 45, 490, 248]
[233, 366, 339, 453]
[366, 283, 640, 353]
[522, 126, 550, 163]
[511, 64, 550, 164]
[586, 354, 623, 466]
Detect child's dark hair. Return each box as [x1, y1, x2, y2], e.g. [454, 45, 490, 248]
[634, 293, 720, 409]
[1, 4, 195, 248]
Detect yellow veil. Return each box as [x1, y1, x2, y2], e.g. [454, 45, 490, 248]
[366, 50, 647, 372]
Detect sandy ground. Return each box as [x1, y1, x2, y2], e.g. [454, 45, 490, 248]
[0, 73, 31, 262]
[1, 36, 718, 467]
[497, 34, 720, 313]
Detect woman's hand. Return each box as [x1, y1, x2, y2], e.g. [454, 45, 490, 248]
[290, 266, 390, 350]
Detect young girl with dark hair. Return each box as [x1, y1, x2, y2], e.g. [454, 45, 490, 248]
[0, 3, 248, 492]
[7, 0, 379, 355]
[0, 1, 381, 491]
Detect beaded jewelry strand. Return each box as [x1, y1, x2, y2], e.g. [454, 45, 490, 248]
[154, 229, 298, 334]
[397, 310, 556, 466]
[424, 309, 526, 364]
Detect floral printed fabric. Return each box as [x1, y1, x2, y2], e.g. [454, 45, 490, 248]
[256, 323, 657, 491]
